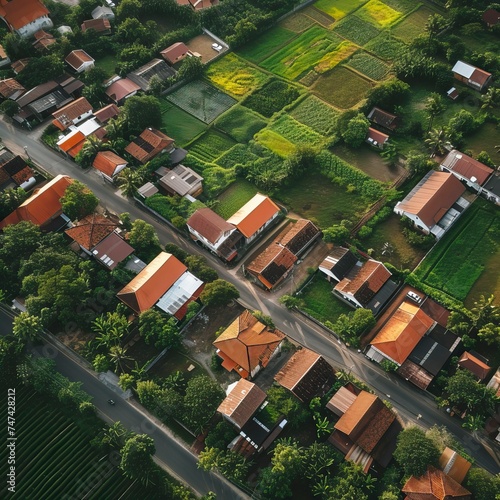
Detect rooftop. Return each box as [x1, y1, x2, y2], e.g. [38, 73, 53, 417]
[367, 107, 398, 130]
[92, 231, 134, 270]
[105, 78, 141, 103]
[52, 97, 93, 129]
[81, 18, 111, 33]
[274, 348, 322, 391]
[458, 351, 491, 380]
[65, 50, 95, 71]
[438, 447, 471, 485]
[247, 245, 297, 289]
[93, 150, 127, 178]
[187, 207, 235, 245]
[125, 128, 174, 163]
[275, 219, 320, 255]
[158, 164, 203, 196]
[0, 0, 49, 30]
[441, 150, 493, 186]
[65, 213, 117, 250]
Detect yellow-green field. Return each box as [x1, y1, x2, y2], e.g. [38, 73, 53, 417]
[314, 0, 367, 20]
[356, 0, 403, 27]
[254, 129, 296, 157]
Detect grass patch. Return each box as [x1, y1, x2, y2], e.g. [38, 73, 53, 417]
[217, 144, 259, 169]
[280, 13, 316, 33]
[346, 51, 390, 80]
[392, 6, 434, 43]
[356, 0, 403, 28]
[215, 105, 267, 143]
[159, 101, 206, 146]
[260, 25, 344, 80]
[237, 26, 296, 64]
[166, 80, 237, 124]
[205, 53, 269, 99]
[313, 67, 372, 109]
[365, 31, 406, 60]
[214, 179, 259, 219]
[299, 274, 353, 324]
[333, 16, 380, 46]
[243, 79, 301, 118]
[314, 41, 358, 74]
[290, 95, 338, 135]
[254, 128, 296, 157]
[188, 129, 237, 162]
[269, 114, 326, 147]
[314, 0, 367, 20]
[94, 54, 118, 76]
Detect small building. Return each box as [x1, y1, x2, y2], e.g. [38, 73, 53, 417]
[0, 155, 36, 191]
[438, 447, 471, 485]
[91, 231, 134, 271]
[125, 128, 175, 164]
[92, 151, 128, 182]
[0, 78, 25, 100]
[65, 213, 118, 255]
[105, 78, 141, 105]
[93, 103, 120, 125]
[447, 87, 460, 100]
[452, 60, 492, 92]
[366, 127, 389, 149]
[246, 245, 297, 290]
[394, 171, 468, 239]
[275, 219, 321, 257]
[176, 0, 219, 10]
[274, 347, 336, 403]
[51, 97, 93, 131]
[161, 42, 192, 65]
[57, 25, 73, 36]
[367, 107, 398, 131]
[0, 0, 53, 38]
[319, 247, 358, 282]
[187, 207, 241, 261]
[11, 58, 30, 74]
[65, 49, 95, 73]
[227, 193, 280, 245]
[158, 164, 203, 197]
[137, 182, 159, 199]
[217, 379, 266, 429]
[32, 29, 56, 52]
[483, 8, 500, 27]
[91, 5, 115, 20]
[56, 130, 86, 158]
[213, 310, 285, 379]
[127, 58, 176, 92]
[81, 18, 111, 35]
[458, 351, 491, 381]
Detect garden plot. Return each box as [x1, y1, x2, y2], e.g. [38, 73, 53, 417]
[290, 95, 338, 135]
[205, 53, 269, 99]
[381, 0, 419, 13]
[215, 105, 267, 143]
[314, 41, 358, 74]
[313, 66, 373, 108]
[365, 31, 406, 60]
[254, 129, 296, 157]
[333, 15, 380, 46]
[237, 26, 296, 64]
[356, 0, 403, 28]
[280, 12, 316, 33]
[392, 6, 435, 43]
[301, 6, 336, 27]
[159, 100, 206, 146]
[166, 80, 236, 124]
[269, 114, 326, 147]
[214, 179, 259, 219]
[187, 129, 236, 162]
[243, 79, 301, 118]
[346, 51, 390, 80]
[217, 143, 259, 169]
[314, 0, 367, 21]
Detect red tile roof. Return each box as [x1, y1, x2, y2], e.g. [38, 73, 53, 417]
[81, 18, 111, 33]
[161, 42, 191, 64]
[367, 107, 398, 130]
[274, 348, 321, 391]
[58, 131, 86, 153]
[438, 448, 471, 485]
[483, 8, 500, 26]
[93, 151, 127, 178]
[367, 127, 389, 144]
[187, 207, 235, 245]
[275, 219, 320, 255]
[105, 78, 141, 103]
[247, 244, 297, 290]
[335, 260, 391, 301]
[65, 49, 94, 71]
[92, 231, 134, 270]
[0, 78, 25, 99]
[94, 103, 120, 124]
[0, 0, 49, 30]
[65, 213, 117, 250]
[470, 67, 492, 87]
[125, 128, 174, 163]
[11, 58, 30, 74]
[441, 150, 493, 186]
[458, 352, 491, 380]
[52, 97, 93, 130]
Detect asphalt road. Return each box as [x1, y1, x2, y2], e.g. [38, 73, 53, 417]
[1, 120, 499, 477]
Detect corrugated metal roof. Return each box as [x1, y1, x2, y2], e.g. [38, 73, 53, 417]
[452, 60, 475, 78]
[274, 348, 321, 391]
[156, 271, 203, 316]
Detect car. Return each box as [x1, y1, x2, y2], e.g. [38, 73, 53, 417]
[407, 291, 422, 304]
[107, 399, 115, 405]
[105, 0, 115, 7]
[211, 43, 223, 52]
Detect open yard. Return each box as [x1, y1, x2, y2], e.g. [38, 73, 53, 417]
[413, 199, 500, 302]
[166, 80, 237, 124]
[186, 34, 225, 63]
[290, 95, 338, 135]
[465, 122, 500, 159]
[214, 179, 259, 219]
[392, 6, 435, 43]
[159, 100, 206, 146]
[215, 105, 268, 143]
[314, 0, 367, 21]
[187, 129, 236, 162]
[94, 54, 118, 77]
[236, 26, 296, 64]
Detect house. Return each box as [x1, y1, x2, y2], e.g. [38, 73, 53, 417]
[91, 5, 115, 20]
[176, 0, 219, 10]
[81, 18, 111, 35]
[274, 347, 336, 402]
[187, 207, 241, 261]
[0, 174, 73, 231]
[402, 466, 471, 500]
[0, 0, 53, 38]
[319, 247, 358, 282]
[217, 379, 267, 429]
[11, 58, 30, 74]
[65, 213, 117, 254]
[275, 219, 321, 257]
[452, 60, 492, 92]
[33, 29, 56, 52]
[247, 245, 297, 290]
[213, 310, 285, 379]
[55, 73, 85, 98]
[51, 97, 93, 131]
[93, 103, 120, 125]
[483, 8, 500, 27]
[447, 87, 460, 100]
[438, 447, 471, 484]
[158, 164, 203, 197]
[125, 128, 174, 164]
[161, 42, 192, 65]
[127, 58, 176, 91]
[56, 130, 86, 158]
[91, 231, 134, 270]
[92, 151, 128, 182]
[440, 149, 500, 205]
[326, 388, 401, 473]
[117, 252, 204, 320]
[137, 182, 159, 199]
[367, 107, 398, 131]
[0, 155, 36, 191]
[458, 351, 491, 381]
[0, 78, 25, 100]
[366, 127, 389, 149]
[394, 171, 468, 239]
[105, 78, 140, 105]
[227, 193, 280, 245]
[65, 50, 95, 73]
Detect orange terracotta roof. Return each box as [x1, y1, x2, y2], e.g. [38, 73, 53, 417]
[276, 219, 320, 255]
[0, 0, 49, 30]
[370, 301, 435, 365]
[458, 352, 491, 380]
[470, 67, 491, 87]
[438, 448, 471, 485]
[0, 175, 73, 229]
[52, 97, 93, 130]
[117, 252, 187, 314]
[58, 131, 86, 153]
[67, 140, 85, 159]
[213, 310, 285, 377]
[274, 347, 321, 391]
[367, 127, 389, 144]
[187, 207, 235, 245]
[0, 78, 25, 99]
[227, 193, 280, 239]
[81, 18, 111, 33]
[93, 151, 127, 178]
[247, 244, 297, 290]
[65, 213, 117, 250]
[125, 128, 174, 163]
[65, 49, 94, 70]
[105, 78, 141, 103]
[217, 379, 266, 429]
[402, 466, 471, 500]
[161, 42, 190, 64]
[11, 58, 30, 74]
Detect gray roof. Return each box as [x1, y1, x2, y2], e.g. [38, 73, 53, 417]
[158, 164, 203, 196]
[127, 59, 176, 91]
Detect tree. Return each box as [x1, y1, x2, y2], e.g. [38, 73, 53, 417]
[303, 442, 337, 480]
[18, 55, 64, 88]
[136, 380, 164, 408]
[266, 387, 310, 431]
[380, 141, 398, 166]
[123, 95, 162, 135]
[0, 187, 27, 220]
[102, 421, 130, 450]
[184, 255, 218, 283]
[127, 219, 161, 262]
[406, 151, 435, 176]
[394, 427, 440, 477]
[334, 308, 375, 347]
[424, 93, 446, 132]
[476, 151, 495, 168]
[425, 127, 451, 155]
[0, 100, 19, 118]
[116, 168, 143, 198]
[92, 353, 110, 373]
[200, 279, 239, 307]
[92, 311, 129, 349]
[205, 421, 238, 450]
[464, 467, 500, 500]
[284, 146, 318, 179]
[198, 447, 249, 481]
[323, 222, 350, 244]
[279, 295, 303, 310]
[108, 345, 132, 374]
[364, 78, 410, 112]
[176, 56, 203, 81]
[471, 294, 499, 330]
[425, 14, 447, 39]
[120, 434, 156, 481]
[13, 312, 43, 342]
[119, 373, 136, 391]
[481, 87, 500, 111]
[60, 180, 99, 221]
[342, 114, 370, 148]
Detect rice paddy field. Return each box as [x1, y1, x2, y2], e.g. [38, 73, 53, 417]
[290, 95, 338, 135]
[214, 179, 259, 219]
[187, 129, 236, 163]
[215, 105, 267, 143]
[159, 100, 206, 146]
[392, 6, 435, 43]
[314, 0, 366, 21]
[346, 51, 390, 80]
[236, 26, 296, 63]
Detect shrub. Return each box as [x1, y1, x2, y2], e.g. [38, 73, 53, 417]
[357, 225, 373, 239]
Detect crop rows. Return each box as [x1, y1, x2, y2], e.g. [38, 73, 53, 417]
[356, 0, 403, 28]
[347, 51, 390, 80]
[188, 130, 236, 162]
[243, 79, 300, 118]
[392, 6, 435, 43]
[333, 15, 380, 45]
[236, 26, 295, 64]
[365, 32, 406, 60]
[279, 13, 316, 33]
[217, 144, 259, 169]
[216, 105, 267, 143]
[254, 129, 296, 157]
[269, 114, 326, 147]
[290, 95, 338, 135]
[315, 41, 358, 74]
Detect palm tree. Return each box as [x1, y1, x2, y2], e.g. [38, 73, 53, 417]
[481, 87, 500, 111]
[81, 135, 103, 158]
[311, 476, 333, 498]
[424, 93, 445, 132]
[425, 127, 451, 156]
[106, 117, 125, 141]
[13, 312, 43, 342]
[103, 421, 129, 449]
[471, 294, 499, 330]
[131, 361, 148, 382]
[116, 168, 143, 197]
[108, 345, 133, 373]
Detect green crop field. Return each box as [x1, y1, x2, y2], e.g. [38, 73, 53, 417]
[159, 101, 206, 146]
[413, 200, 500, 302]
[381, 0, 419, 13]
[243, 79, 301, 118]
[237, 26, 296, 63]
[314, 0, 367, 21]
[365, 31, 406, 60]
[347, 51, 390, 80]
[254, 128, 296, 157]
[205, 53, 269, 99]
[217, 144, 260, 169]
[166, 80, 237, 124]
[333, 15, 380, 46]
[313, 67, 373, 108]
[214, 179, 259, 219]
[215, 105, 267, 143]
[356, 0, 403, 28]
[260, 26, 343, 80]
[314, 41, 358, 74]
[280, 13, 316, 33]
[302, 5, 336, 27]
[187, 129, 236, 162]
[290, 95, 338, 135]
[392, 6, 435, 43]
[269, 114, 326, 147]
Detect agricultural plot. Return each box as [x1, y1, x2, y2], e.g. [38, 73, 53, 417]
[188, 129, 236, 162]
[381, 0, 419, 13]
[243, 79, 301, 118]
[159, 100, 206, 146]
[254, 129, 296, 157]
[356, 0, 403, 28]
[347, 51, 390, 80]
[301, 6, 336, 27]
[314, 41, 358, 74]
[314, 0, 367, 21]
[260, 25, 344, 80]
[236, 26, 296, 64]
[214, 179, 259, 219]
[269, 114, 326, 147]
[290, 95, 338, 135]
[280, 13, 316, 33]
[205, 53, 269, 99]
[365, 31, 406, 60]
[333, 15, 380, 46]
[215, 105, 267, 143]
[313, 67, 373, 108]
[217, 143, 259, 169]
[166, 80, 236, 124]
[392, 6, 435, 43]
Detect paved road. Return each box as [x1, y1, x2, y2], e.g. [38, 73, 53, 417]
[1, 121, 500, 476]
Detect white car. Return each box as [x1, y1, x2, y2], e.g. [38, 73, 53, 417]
[211, 43, 223, 52]
[105, 0, 116, 7]
[407, 291, 422, 304]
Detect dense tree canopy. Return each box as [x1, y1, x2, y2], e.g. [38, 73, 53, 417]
[123, 95, 162, 135]
[60, 180, 99, 221]
[200, 279, 239, 307]
[394, 427, 440, 477]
